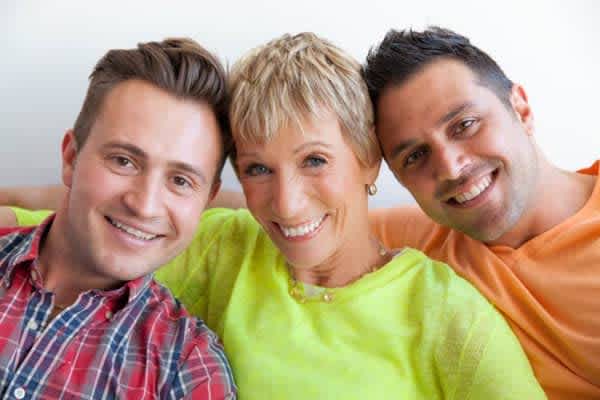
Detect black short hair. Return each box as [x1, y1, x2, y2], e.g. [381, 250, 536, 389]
[363, 26, 513, 114]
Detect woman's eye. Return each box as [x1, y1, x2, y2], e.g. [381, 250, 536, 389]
[244, 164, 271, 176]
[303, 156, 326, 168]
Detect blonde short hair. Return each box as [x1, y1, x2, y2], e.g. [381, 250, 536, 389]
[229, 32, 380, 167]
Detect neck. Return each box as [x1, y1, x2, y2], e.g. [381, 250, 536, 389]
[289, 223, 390, 288]
[488, 158, 595, 248]
[39, 209, 122, 307]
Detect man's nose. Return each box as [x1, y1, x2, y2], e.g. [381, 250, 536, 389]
[432, 143, 468, 182]
[121, 174, 164, 219]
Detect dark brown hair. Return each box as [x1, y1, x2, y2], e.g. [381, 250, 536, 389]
[73, 38, 231, 178]
[363, 26, 513, 114]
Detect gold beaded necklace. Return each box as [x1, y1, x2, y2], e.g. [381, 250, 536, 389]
[288, 241, 388, 303]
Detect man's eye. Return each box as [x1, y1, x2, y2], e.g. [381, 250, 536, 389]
[111, 156, 134, 168]
[245, 164, 271, 176]
[303, 156, 326, 168]
[404, 148, 428, 167]
[455, 118, 477, 135]
[173, 176, 192, 188]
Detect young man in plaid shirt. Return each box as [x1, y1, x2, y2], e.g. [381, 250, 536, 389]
[0, 38, 236, 399]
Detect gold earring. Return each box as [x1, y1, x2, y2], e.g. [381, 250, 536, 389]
[367, 183, 378, 196]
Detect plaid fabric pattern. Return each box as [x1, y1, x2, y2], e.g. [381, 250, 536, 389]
[0, 219, 236, 399]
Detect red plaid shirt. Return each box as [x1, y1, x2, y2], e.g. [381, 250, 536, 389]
[0, 218, 236, 399]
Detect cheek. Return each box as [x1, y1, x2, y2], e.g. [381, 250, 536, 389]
[318, 167, 356, 194]
[400, 175, 437, 206]
[398, 173, 422, 195]
[240, 180, 267, 209]
[71, 164, 118, 207]
[171, 200, 205, 236]
[477, 118, 521, 156]
[318, 175, 346, 195]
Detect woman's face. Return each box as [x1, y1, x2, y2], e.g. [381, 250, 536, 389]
[235, 110, 379, 270]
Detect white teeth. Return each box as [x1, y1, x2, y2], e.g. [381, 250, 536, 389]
[454, 175, 493, 204]
[108, 218, 158, 241]
[280, 216, 325, 238]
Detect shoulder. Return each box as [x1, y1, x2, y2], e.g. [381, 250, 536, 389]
[388, 248, 496, 325]
[194, 207, 275, 259]
[156, 208, 265, 287]
[386, 247, 456, 287]
[0, 225, 36, 256]
[418, 256, 509, 363]
[369, 206, 443, 250]
[192, 208, 267, 251]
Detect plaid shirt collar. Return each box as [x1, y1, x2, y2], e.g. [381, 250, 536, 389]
[1, 214, 152, 304]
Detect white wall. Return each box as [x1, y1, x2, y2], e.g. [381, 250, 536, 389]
[1, 0, 598, 207]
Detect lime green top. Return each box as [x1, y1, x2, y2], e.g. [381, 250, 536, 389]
[15, 207, 545, 399]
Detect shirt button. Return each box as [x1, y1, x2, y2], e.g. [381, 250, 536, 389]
[27, 321, 38, 331]
[14, 387, 25, 399]
[105, 311, 113, 320]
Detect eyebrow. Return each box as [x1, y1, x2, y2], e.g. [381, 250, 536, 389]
[101, 141, 208, 184]
[388, 101, 475, 161]
[389, 139, 418, 161]
[436, 101, 474, 126]
[236, 140, 332, 160]
[293, 140, 331, 154]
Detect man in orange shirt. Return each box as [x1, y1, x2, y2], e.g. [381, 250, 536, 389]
[363, 27, 599, 399]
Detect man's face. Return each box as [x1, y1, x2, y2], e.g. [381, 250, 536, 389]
[61, 79, 221, 285]
[376, 59, 538, 244]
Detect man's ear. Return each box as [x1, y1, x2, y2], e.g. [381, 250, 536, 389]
[510, 84, 535, 136]
[61, 129, 79, 188]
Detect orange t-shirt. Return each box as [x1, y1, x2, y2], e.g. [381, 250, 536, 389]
[369, 161, 600, 400]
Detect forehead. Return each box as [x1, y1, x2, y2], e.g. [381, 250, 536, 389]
[375, 60, 507, 154]
[87, 80, 221, 171]
[378, 59, 482, 126]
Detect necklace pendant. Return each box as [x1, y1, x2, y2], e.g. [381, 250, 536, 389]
[290, 286, 302, 299]
[322, 292, 334, 303]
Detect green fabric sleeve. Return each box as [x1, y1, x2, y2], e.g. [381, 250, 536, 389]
[434, 264, 546, 399]
[12, 207, 53, 226]
[465, 311, 547, 399]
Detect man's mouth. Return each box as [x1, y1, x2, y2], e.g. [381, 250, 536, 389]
[277, 215, 326, 239]
[105, 216, 161, 241]
[446, 171, 497, 206]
